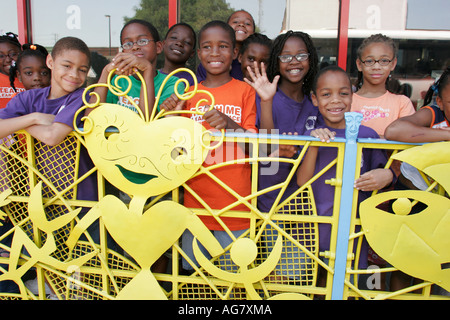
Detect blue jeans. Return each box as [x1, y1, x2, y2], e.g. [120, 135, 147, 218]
[181, 229, 247, 271]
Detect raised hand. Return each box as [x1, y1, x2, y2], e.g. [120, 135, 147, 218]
[244, 62, 279, 102]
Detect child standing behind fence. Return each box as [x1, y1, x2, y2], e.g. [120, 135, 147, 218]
[238, 32, 272, 83]
[196, 10, 256, 82]
[90, 19, 182, 117]
[296, 66, 394, 286]
[9, 43, 51, 92]
[244, 30, 323, 283]
[0, 32, 24, 109]
[246, 30, 323, 213]
[351, 34, 415, 138]
[0, 37, 97, 295]
[384, 66, 450, 295]
[385, 67, 450, 143]
[161, 20, 257, 272]
[159, 22, 197, 87]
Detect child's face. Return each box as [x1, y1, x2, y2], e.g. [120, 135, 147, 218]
[163, 25, 195, 65]
[356, 42, 397, 87]
[228, 11, 255, 44]
[312, 70, 353, 129]
[239, 43, 271, 80]
[197, 26, 237, 77]
[17, 56, 51, 90]
[46, 49, 90, 98]
[278, 37, 310, 85]
[121, 23, 162, 64]
[437, 84, 450, 120]
[0, 42, 20, 75]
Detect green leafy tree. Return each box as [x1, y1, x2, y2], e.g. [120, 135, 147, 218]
[124, 0, 237, 69]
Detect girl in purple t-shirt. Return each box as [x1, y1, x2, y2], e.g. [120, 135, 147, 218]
[245, 30, 324, 212]
[245, 31, 323, 281]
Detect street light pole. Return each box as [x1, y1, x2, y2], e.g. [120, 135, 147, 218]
[105, 14, 111, 56]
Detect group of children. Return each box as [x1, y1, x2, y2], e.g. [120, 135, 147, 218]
[1, 8, 449, 295]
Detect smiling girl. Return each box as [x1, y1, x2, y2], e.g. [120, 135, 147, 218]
[351, 34, 415, 138]
[9, 44, 51, 92]
[0, 32, 24, 109]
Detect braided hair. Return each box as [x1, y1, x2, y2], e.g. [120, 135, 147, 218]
[355, 33, 398, 90]
[266, 30, 318, 96]
[423, 66, 450, 107]
[9, 43, 49, 92]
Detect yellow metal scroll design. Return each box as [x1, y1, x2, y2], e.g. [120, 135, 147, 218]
[360, 142, 450, 292]
[67, 68, 229, 299]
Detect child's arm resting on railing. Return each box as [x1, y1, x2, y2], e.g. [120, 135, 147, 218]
[0, 113, 55, 140]
[25, 121, 73, 146]
[385, 108, 450, 143]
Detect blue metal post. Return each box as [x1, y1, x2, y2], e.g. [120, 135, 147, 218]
[331, 112, 362, 300]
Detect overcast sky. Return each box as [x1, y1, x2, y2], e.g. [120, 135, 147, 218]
[1, 0, 448, 48]
[0, 0, 285, 48]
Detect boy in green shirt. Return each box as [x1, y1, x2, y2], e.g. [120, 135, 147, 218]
[90, 19, 183, 116]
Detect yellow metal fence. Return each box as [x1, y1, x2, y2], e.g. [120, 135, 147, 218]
[0, 127, 448, 300]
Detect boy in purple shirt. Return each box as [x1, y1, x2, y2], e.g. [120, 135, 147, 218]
[0, 36, 98, 294]
[0, 36, 96, 202]
[296, 66, 393, 283]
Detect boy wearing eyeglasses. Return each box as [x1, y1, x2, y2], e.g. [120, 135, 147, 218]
[90, 19, 183, 116]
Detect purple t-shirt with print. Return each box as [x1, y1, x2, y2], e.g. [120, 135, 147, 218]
[307, 124, 388, 267]
[0, 86, 97, 202]
[256, 90, 323, 213]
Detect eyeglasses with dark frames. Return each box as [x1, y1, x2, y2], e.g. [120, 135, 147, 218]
[121, 39, 155, 50]
[278, 53, 310, 63]
[0, 52, 19, 60]
[360, 58, 393, 67]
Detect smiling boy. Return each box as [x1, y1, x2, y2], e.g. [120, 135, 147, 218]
[296, 66, 393, 277]
[161, 20, 257, 271]
[0, 36, 91, 145]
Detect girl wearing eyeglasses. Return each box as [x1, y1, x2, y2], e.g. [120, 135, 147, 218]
[0, 32, 24, 109]
[351, 33, 415, 138]
[245, 30, 323, 283]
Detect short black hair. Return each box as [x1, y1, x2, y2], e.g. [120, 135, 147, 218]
[312, 65, 352, 95]
[121, 19, 161, 43]
[198, 20, 236, 49]
[165, 22, 196, 49]
[51, 36, 90, 66]
[239, 32, 272, 55]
